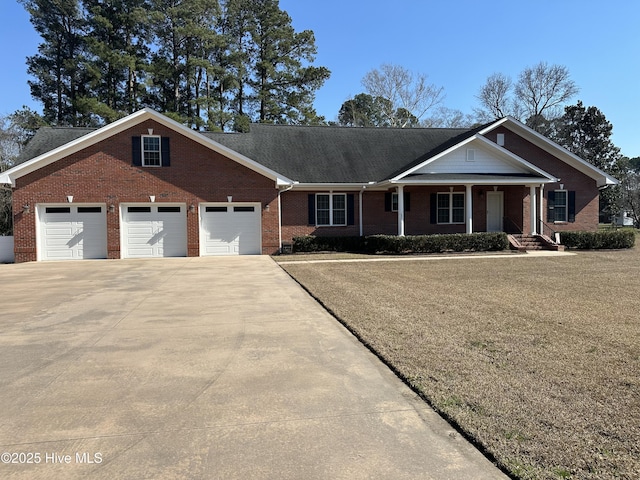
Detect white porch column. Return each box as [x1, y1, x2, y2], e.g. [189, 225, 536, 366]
[397, 185, 405, 236]
[465, 184, 473, 234]
[530, 185, 537, 235]
[539, 184, 545, 236]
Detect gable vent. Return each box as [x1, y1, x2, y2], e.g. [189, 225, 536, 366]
[466, 149, 475, 162]
[497, 133, 505, 146]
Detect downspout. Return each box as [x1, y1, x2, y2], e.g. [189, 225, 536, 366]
[277, 184, 294, 252]
[359, 188, 364, 237]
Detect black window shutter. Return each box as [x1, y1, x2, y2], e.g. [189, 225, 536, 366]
[568, 191, 576, 222]
[308, 194, 315, 225]
[430, 193, 437, 224]
[132, 136, 142, 166]
[161, 137, 170, 166]
[404, 192, 410, 212]
[347, 194, 355, 225]
[384, 192, 392, 212]
[547, 191, 556, 222]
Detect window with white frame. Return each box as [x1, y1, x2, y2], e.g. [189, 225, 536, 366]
[551, 190, 568, 222]
[142, 135, 161, 166]
[391, 192, 399, 212]
[316, 193, 346, 226]
[437, 192, 465, 224]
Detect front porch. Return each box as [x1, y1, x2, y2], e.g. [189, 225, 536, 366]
[364, 182, 551, 238]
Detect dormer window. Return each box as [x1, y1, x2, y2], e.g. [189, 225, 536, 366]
[142, 135, 161, 166]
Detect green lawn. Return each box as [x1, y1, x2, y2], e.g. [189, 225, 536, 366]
[279, 247, 640, 480]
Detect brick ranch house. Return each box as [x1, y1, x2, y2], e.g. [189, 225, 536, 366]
[0, 108, 617, 262]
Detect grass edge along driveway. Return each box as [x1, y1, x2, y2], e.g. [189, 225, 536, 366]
[279, 249, 640, 480]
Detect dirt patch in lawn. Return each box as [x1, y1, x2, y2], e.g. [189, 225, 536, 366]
[280, 249, 640, 480]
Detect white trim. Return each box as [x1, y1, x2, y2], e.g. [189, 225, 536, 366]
[550, 189, 569, 223]
[390, 134, 557, 183]
[141, 134, 161, 167]
[315, 193, 347, 227]
[436, 191, 466, 225]
[0, 108, 294, 187]
[480, 116, 618, 187]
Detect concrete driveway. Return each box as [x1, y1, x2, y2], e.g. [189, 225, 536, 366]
[0, 257, 507, 479]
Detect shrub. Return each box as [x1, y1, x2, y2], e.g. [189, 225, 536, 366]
[560, 229, 636, 249]
[292, 235, 366, 253]
[292, 233, 509, 254]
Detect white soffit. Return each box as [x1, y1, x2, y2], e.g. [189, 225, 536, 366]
[393, 134, 556, 182]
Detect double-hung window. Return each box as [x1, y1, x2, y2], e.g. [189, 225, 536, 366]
[142, 135, 161, 166]
[316, 193, 346, 226]
[548, 189, 575, 223]
[551, 190, 568, 222]
[437, 192, 465, 224]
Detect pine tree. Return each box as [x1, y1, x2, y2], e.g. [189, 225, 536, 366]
[245, 0, 329, 124]
[81, 0, 151, 122]
[20, 0, 89, 126]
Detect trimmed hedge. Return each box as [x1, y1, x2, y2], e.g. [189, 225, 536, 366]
[560, 230, 636, 249]
[291, 233, 509, 254]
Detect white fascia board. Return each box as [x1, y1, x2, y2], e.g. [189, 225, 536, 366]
[390, 135, 477, 181]
[397, 177, 555, 186]
[481, 116, 619, 187]
[288, 182, 372, 191]
[390, 133, 557, 183]
[472, 135, 558, 181]
[0, 108, 294, 187]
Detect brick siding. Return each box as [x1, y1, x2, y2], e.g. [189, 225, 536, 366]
[13, 120, 280, 262]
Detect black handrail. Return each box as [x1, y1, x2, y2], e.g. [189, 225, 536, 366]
[537, 217, 558, 240]
[502, 216, 522, 234]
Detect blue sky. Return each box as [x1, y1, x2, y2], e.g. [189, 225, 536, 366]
[1, 0, 638, 157]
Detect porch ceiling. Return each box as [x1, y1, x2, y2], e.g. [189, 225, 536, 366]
[396, 173, 555, 185]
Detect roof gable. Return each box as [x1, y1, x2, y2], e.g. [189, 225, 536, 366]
[480, 117, 618, 187]
[0, 108, 293, 187]
[393, 135, 556, 183]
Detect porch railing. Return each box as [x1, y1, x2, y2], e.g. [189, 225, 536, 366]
[502, 216, 522, 235]
[537, 217, 558, 240]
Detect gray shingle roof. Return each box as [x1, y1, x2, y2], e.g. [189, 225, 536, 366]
[205, 124, 483, 183]
[17, 123, 488, 183]
[16, 127, 96, 164]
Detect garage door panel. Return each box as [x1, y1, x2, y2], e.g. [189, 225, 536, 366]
[39, 205, 107, 261]
[122, 204, 187, 258]
[200, 204, 261, 256]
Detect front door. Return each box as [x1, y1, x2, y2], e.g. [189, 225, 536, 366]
[486, 191, 504, 232]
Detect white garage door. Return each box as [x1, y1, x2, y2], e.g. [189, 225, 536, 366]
[200, 203, 261, 255]
[121, 204, 187, 258]
[38, 205, 107, 261]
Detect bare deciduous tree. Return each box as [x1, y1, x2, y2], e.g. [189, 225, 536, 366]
[474, 72, 514, 121]
[475, 62, 578, 132]
[515, 62, 579, 130]
[362, 63, 444, 128]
